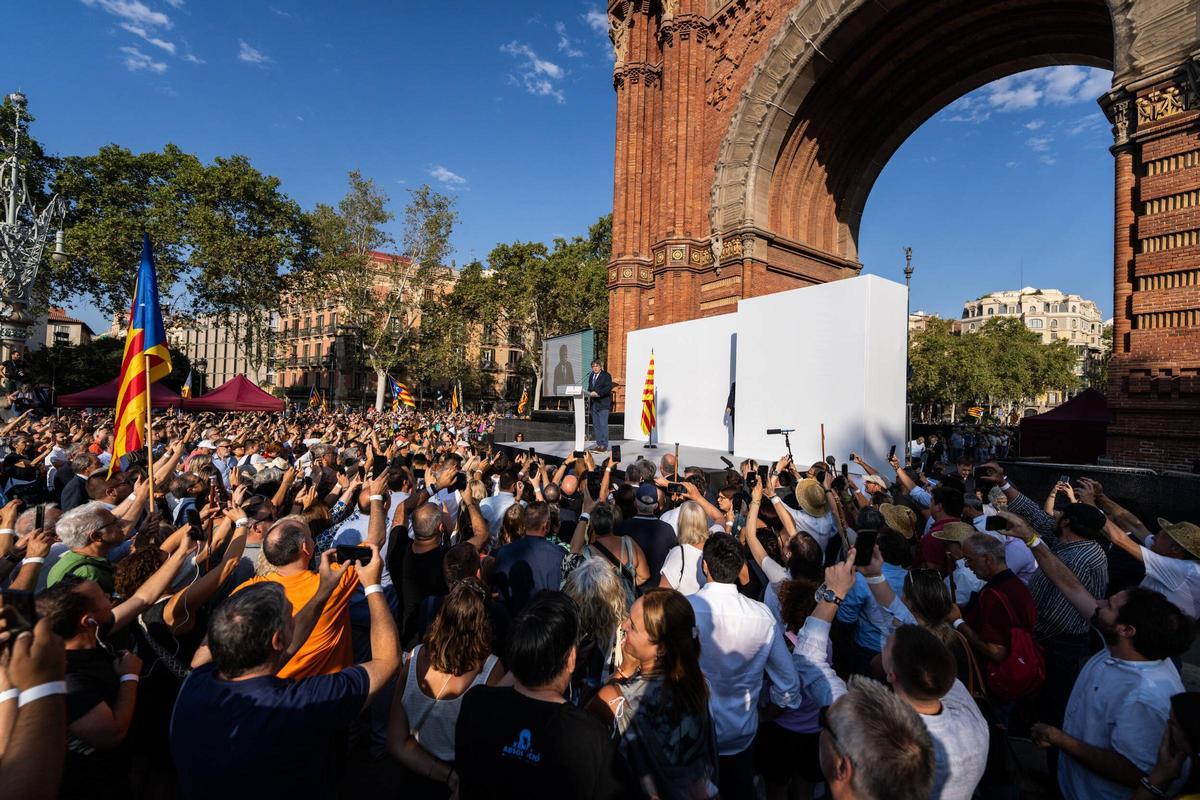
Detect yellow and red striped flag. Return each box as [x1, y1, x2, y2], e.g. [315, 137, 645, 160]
[640, 351, 656, 436]
[517, 386, 528, 415]
[112, 234, 173, 473]
[389, 376, 416, 409]
[450, 382, 460, 413]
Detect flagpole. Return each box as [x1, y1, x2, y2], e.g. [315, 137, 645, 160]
[143, 352, 155, 499]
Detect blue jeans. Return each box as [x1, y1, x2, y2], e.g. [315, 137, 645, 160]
[591, 404, 609, 448]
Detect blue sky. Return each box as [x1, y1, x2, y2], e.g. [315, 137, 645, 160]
[5, 1, 1115, 332]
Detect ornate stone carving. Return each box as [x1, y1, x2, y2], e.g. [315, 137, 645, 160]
[661, 0, 679, 23]
[740, 233, 755, 260]
[1105, 97, 1134, 146]
[707, 4, 773, 111]
[1136, 83, 1199, 123]
[621, 64, 662, 86]
[719, 238, 742, 260]
[622, 267, 634, 278]
[638, 268, 652, 282]
[654, 249, 666, 265]
[610, 4, 631, 70]
[689, 246, 714, 265]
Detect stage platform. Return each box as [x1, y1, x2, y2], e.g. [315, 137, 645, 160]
[496, 438, 770, 473]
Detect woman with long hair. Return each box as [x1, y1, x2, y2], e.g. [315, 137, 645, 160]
[498, 502, 526, 547]
[659, 501, 710, 594]
[563, 556, 630, 705]
[387, 578, 505, 799]
[587, 588, 718, 800]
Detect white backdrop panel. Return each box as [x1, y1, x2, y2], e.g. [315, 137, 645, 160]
[625, 313, 737, 452]
[733, 275, 907, 469]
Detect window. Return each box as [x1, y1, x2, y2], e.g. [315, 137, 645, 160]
[482, 348, 495, 365]
[998, 304, 1006, 314]
[1044, 304, 1050, 313]
[1048, 392, 1058, 404]
[316, 314, 324, 331]
[507, 350, 520, 366]
[330, 312, 337, 329]
[423, 289, 434, 302]
[1027, 318, 1043, 329]
[1050, 319, 1058, 329]
[482, 323, 495, 341]
[1071, 305, 1077, 313]
[303, 344, 310, 359]
[987, 307, 994, 316]
[961, 309, 969, 319]
[1071, 319, 1078, 329]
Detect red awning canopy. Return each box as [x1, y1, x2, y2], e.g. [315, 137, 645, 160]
[1019, 388, 1110, 464]
[57, 378, 182, 409]
[182, 375, 284, 412]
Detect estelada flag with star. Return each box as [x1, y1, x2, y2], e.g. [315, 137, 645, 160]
[111, 234, 173, 474]
[517, 386, 529, 415]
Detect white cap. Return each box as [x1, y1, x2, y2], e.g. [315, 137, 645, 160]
[302, 438, 323, 447]
[197, 440, 217, 450]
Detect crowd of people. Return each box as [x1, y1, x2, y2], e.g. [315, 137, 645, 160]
[0, 404, 1195, 800]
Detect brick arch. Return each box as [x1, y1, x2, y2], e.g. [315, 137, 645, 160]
[607, 0, 1200, 469]
[710, 0, 1117, 259]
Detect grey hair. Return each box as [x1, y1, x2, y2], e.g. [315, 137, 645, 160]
[308, 443, 332, 459]
[827, 676, 935, 800]
[252, 466, 284, 490]
[262, 515, 310, 567]
[964, 532, 1006, 563]
[16, 504, 60, 536]
[68, 446, 96, 474]
[562, 557, 628, 649]
[56, 501, 112, 549]
[676, 501, 710, 547]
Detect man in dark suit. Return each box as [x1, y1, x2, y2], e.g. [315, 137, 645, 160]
[587, 359, 612, 453]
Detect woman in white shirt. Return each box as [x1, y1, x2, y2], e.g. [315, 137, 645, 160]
[659, 501, 710, 594]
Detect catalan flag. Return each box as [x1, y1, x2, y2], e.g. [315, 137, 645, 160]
[389, 375, 416, 409]
[111, 234, 172, 474]
[309, 384, 320, 407]
[517, 386, 528, 415]
[450, 382, 460, 413]
[180, 369, 193, 399]
[640, 351, 656, 437]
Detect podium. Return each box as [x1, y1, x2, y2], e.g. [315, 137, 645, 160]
[565, 385, 586, 452]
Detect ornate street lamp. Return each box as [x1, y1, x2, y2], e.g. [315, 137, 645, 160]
[0, 92, 66, 359]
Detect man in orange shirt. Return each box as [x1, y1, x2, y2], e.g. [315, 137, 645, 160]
[234, 512, 370, 679]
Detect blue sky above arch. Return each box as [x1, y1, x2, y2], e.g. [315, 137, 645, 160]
[5, 1, 1114, 330]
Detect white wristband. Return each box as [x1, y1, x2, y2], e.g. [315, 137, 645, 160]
[234, 517, 249, 528]
[865, 574, 887, 585]
[769, 495, 782, 504]
[579, 512, 590, 521]
[0, 688, 18, 703]
[952, 619, 965, 630]
[20, 557, 44, 566]
[119, 674, 140, 684]
[999, 481, 1011, 491]
[17, 680, 66, 707]
[364, 584, 384, 596]
[368, 494, 384, 502]
[0, 528, 14, 536]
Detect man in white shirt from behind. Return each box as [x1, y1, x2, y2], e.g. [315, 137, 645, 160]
[688, 533, 800, 800]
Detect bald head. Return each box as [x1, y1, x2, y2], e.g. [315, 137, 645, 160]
[263, 516, 312, 567]
[560, 474, 578, 495]
[412, 503, 443, 541]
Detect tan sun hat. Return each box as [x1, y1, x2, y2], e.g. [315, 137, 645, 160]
[933, 521, 975, 543]
[879, 503, 918, 539]
[863, 474, 889, 491]
[794, 478, 828, 516]
[1157, 518, 1200, 560]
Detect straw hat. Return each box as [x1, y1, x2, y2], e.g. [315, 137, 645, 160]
[932, 521, 975, 543]
[863, 474, 889, 491]
[1158, 519, 1200, 560]
[794, 478, 828, 516]
[879, 503, 918, 539]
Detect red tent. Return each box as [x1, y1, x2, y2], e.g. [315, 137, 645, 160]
[182, 375, 284, 412]
[57, 378, 182, 409]
[1019, 388, 1110, 464]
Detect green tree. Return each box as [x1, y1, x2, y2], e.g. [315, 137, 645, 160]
[25, 337, 190, 397]
[50, 144, 309, 360]
[480, 215, 611, 409]
[302, 174, 458, 411]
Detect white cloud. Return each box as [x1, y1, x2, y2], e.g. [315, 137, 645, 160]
[1006, 161, 1020, 168]
[500, 41, 565, 103]
[430, 166, 467, 185]
[556, 21, 584, 57]
[237, 41, 272, 65]
[119, 45, 167, 74]
[583, 8, 608, 35]
[181, 52, 204, 64]
[270, 6, 292, 17]
[1040, 155, 1057, 165]
[1025, 136, 1053, 152]
[81, 0, 171, 29]
[119, 22, 176, 54]
[163, 0, 184, 7]
[943, 66, 1113, 124]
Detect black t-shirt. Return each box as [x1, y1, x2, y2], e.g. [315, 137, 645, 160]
[455, 686, 628, 799]
[393, 540, 449, 647]
[64, 648, 129, 800]
[616, 516, 677, 586]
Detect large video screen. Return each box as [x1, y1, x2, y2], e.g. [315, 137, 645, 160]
[542, 329, 595, 397]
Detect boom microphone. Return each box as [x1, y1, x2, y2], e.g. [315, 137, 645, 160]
[766, 428, 795, 435]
